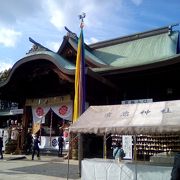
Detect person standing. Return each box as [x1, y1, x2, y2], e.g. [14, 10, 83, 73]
[58, 135, 64, 157]
[0, 137, 3, 159]
[32, 134, 40, 160]
[113, 142, 125, 162]
[25, 129, 33, 155]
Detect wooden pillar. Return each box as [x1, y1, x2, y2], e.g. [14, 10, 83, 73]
[133, 135, 137, 180]
[21, 106, 31, 151]
[133, 135, 137, 161]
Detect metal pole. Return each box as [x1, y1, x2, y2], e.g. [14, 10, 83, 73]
[66, 133, 79, 180]
[67, 133, 71, 180]
[78, 133, 83, 177]
[103, 133, 107, 159]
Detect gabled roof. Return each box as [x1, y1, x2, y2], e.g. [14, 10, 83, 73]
[66, 25, 180, 73]
[1, 25, 179, 91]
[0, 47, 116, 93]
[25, 50, 75, 74]
[92, 31, 179, 67]
[68, 38, 108, 67]
[0, 50, 75, 86]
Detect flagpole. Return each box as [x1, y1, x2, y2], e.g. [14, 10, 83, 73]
[68, 12, 86, 178]
[78, 12, 86, 177]
[73, 12, 86, 122]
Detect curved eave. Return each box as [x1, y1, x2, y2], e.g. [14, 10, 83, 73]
[91, 54, 180, 75]
[68, 38, 108, 68]
[0, 51, 76, 88]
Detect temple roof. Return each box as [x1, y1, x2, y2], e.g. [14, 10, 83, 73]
[0, 25, 180, 101]
[68, 38, 108, 67]
[67, 25, 180, 73]
[25, 50, 75, 74]
[92, 31, 179, 67]
[6, 25, 180, 81]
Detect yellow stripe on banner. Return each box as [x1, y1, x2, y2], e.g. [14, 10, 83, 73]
[32, 123, 40, 134]
[73, 31, 82, 122]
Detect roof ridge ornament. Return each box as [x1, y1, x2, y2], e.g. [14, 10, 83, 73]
[26, 37, 51, 54]
[78, 12, 86, 29]
[65, 26, 78, 41]
[168, 23, 179, 36]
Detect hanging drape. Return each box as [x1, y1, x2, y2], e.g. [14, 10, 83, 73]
[32, 102, 73, 124]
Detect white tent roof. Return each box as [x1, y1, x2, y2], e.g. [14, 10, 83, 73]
[70, 100, 180, 134]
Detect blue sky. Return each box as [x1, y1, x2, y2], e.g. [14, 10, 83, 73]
[0, 0, 180, 72]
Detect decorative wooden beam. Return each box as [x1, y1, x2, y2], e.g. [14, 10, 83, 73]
[87, 68, 118, 90]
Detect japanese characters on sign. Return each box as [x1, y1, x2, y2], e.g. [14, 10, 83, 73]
[104, 107, 172, 118]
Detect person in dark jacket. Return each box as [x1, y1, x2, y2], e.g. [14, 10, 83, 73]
[113, 142, 125, 162]
[58, 135, 64, 157]
[171, 152, 180, 180]
[0, 137, 3, 159]
[25, 129, 33, 155]
[32, 134, 40, 160]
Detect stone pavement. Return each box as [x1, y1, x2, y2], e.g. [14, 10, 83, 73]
[0, 153, 81, 180]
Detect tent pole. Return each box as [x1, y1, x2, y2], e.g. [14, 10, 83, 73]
[78, 133, 83, 177]
[66, 132, 71, 180]
[103, 133, 107, 159]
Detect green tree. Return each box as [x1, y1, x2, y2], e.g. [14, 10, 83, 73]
[0, 68, 11, 83]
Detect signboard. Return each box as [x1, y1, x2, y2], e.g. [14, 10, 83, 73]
[3, 130, 8, 151]
[121, 99, 153, 104]
[122, 135, 133, 159]
[39, 136, 69, 151]
[0, 100, 18, 111]
[0, 129, 3, 137]
[0, 129, 9, 151]
[10, 109, 24, 115]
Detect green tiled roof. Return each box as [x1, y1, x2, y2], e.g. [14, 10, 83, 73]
[0, 50, 76, 87]
[91, 54, 180, 73]
[92, 31, 179, 68]
[26, 50, 75, 71]
[68, 38, 108, 67]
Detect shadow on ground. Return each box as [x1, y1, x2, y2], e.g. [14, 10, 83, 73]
[3, 162, 79, 179]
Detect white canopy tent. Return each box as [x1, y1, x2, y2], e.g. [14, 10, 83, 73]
[69, 100, 180, 179]
[70, 100, 180, 135]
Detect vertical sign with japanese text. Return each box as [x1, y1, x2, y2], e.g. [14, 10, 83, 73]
[122, 135, 133, 159]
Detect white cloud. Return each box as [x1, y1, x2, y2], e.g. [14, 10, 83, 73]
[85, 37, 99, 45]
[46, 41, 61, 52]
[1, 0, 132, 45]
[0, 0, 43, 26]
[0, 28, 21, 47]
[131, 0, 143, 6]
[43, 0, 125, 33]
[89, 37, 99, 44]
[45, 1, 65, 31]
[0, 61, 13, 72]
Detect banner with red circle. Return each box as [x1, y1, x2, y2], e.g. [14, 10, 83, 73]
[32, 102, 72, 123]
